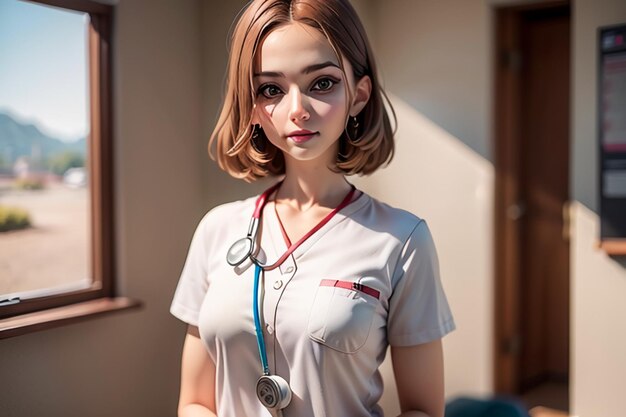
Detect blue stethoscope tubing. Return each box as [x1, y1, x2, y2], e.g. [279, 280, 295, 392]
[253, 262, 290, 414]
[253, 263, 270, 375]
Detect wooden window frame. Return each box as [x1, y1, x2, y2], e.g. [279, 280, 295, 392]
[0, 0, 141, 339]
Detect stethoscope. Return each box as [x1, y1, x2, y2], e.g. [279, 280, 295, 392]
[226, 181, 356, 415]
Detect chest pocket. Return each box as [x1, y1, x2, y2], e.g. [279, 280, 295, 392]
[307, 279, 380, 354]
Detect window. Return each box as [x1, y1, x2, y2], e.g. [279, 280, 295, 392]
[0, 0, 139, 337]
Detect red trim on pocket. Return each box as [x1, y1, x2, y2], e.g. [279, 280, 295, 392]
[319, 279, 380, 300]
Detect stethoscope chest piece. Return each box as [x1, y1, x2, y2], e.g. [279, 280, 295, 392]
[227, 237, 253, 266]
[256, 374, 292, 410]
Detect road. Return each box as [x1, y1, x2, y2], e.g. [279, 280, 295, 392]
[0, 180, 90, 297]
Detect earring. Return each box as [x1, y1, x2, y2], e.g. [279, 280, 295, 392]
[349, 115, 360, 143]
[337, 135, 348, 163]
[251, 124, 266, 153]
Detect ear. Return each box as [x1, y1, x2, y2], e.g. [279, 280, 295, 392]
[349, 75, 372, 117]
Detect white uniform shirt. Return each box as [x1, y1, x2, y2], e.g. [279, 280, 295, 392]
[170, 190, 456, 417]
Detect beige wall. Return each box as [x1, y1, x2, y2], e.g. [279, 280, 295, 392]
[571, 1, 626, 417]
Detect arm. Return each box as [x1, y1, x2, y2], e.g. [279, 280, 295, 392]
[177, 325, 218, 417]
[391, 338, 446, 417]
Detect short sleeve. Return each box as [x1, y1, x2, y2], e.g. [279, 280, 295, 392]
[170, 212, 211, 327]
[387, 220, 456, 346]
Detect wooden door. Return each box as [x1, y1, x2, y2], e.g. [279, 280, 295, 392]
[518, 6, 570, 391]
[494, 1, 570, 397]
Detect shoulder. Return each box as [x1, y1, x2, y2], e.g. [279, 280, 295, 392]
[201, 195, 257, 223]
[193, 194, 258, 239]
[357, 192, 429, 244]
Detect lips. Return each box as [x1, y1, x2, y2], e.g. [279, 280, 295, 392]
[287, 130, 317, 144]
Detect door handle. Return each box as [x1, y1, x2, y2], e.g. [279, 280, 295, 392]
[507, 202, 526, 220]
[562, 201, 571, 242]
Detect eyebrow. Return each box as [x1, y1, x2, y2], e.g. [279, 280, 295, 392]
[253, 61, 340, 78]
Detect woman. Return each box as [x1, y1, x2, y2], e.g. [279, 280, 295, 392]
[170, 1, 456, 416]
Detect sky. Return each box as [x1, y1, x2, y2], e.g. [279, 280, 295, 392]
[0, 0, 89, 142]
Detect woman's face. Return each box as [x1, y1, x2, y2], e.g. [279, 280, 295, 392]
[252, 22, 369, 168]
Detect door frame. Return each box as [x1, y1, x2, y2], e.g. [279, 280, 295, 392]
[493, 0, 570, 394]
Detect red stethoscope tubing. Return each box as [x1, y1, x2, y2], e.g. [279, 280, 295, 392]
[252, 182, 282, 219]
[249, 182, 356, 271]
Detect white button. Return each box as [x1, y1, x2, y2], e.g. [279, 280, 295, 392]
[273, 280, 283, 290]
[266, 324, 273, 334]
[285, 266, 294, 274]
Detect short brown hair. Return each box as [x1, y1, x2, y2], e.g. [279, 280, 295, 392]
[209, 0, 396, 182]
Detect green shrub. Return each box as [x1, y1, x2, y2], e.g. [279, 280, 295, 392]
[0, 205, 31, 232]
[13, 177, 45, 190]
[47, 151, 85, 176]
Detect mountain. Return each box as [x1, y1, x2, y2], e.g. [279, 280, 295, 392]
[0, 112, 87, 167]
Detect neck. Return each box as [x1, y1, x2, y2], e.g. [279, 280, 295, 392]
[277, 159, 352, 211]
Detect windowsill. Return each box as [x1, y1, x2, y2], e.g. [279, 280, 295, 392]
[598, 239, 626, 256]
[0, 297, 143, 339]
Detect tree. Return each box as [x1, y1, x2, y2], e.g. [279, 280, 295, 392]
[47, 151, 85, 175]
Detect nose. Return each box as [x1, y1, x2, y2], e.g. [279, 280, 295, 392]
[287, 86, 310, 122]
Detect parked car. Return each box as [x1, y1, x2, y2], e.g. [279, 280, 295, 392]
[62, 167, 87, 188]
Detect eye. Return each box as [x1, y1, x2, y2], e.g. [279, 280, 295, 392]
[257, 84, 283, 98]
[312, 77, 339, 92]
